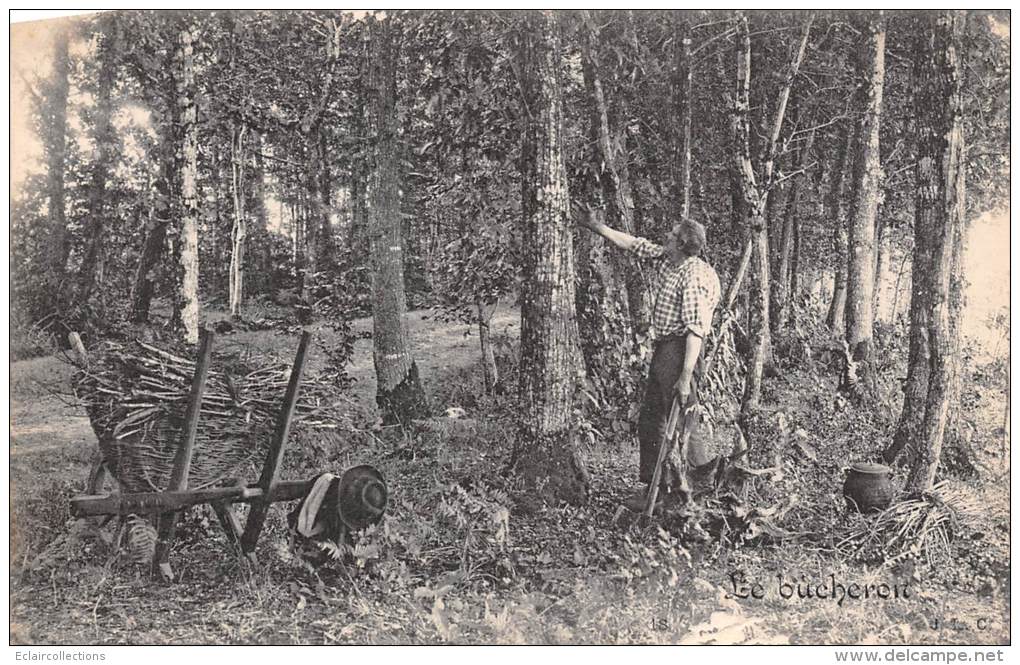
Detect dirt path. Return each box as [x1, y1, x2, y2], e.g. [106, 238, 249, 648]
[9, 307, 521, 457]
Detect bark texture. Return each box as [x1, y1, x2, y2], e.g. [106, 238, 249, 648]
[130, 168, 170, 323]
[772, 126, 815, 331]
[886, 13, 966, 487]
[731, 12, 812, 414]
[514, 11, 590, 508]
[367, 15, 429, 425]
[825, 122, 855, 332]
[576, 11, 637, 409]
[843, 12, 886, 399]
[167, 24, 201, 345]
[672, 18, 693, 219]
[228, 123, 248, 316]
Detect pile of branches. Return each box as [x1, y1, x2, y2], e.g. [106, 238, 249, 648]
[74, 338, 346, 493]
[836, 481, 983, 567]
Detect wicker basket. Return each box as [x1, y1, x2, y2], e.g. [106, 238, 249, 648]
[75, 339, 335, 494]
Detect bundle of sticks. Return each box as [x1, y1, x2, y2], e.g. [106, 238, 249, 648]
[74, 338, 344, 493]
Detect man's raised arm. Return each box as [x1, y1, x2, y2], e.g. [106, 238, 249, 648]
[578, 206, 640, 252]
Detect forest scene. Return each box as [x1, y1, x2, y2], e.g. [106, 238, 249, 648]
[8, 10, 1010, 646]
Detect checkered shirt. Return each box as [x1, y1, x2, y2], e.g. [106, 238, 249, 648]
[630, 237, 721, 340]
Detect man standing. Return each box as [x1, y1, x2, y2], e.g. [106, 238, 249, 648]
[580, 210, 721, 507]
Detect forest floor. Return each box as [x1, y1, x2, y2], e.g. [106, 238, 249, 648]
[8, 306, 1011, 645]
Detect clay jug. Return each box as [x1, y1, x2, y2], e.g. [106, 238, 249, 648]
[843, 462, 894, 513]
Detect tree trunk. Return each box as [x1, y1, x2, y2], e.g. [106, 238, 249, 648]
[904, 11, 966, 491]
[130, 168, 170, 324]
[476, 297, 499, 394]
[316, 127, 337, 271]
[790, 208, 802, 307]
[45, 26, 71, 280]
[826, 121, 855, 332]
[251, 132, 272, 294]
[673, 18, 693, 219]
[843, 12, 886, 399]
[303, 145, 320, 293]
[873, 213, 888, 323]
[168, 24, 201, 345]
[349, 26, 371, 262]
[367, 15, 429, 425]
[576, 11, 636, 408]
[76, 25, 117, 304]
[889, 15, 966, 473]
[513, 11, 589, 508]
[941, 155, 970, 470]
[228, 123, 247, 316]
[730, 12, 811, 413]
[773, 127, 815, 331]
[732, 15, 767, 414]
[579, 11, 648, 334]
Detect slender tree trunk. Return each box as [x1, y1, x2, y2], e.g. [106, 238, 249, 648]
[873, 213, 888, 323]
[130, 167, 170, 324]
[773, 127, 815, 331]
[316, 127, 337, 271]
[766, 184, 787, 286]
[228, 123, 248, 316]
[673, 18, 693, 219]
[942, 155, 969, 467]
[826, 121, 855, 332]
[76, 25, 117, 304]
[790, 209, 802, 308]
[731, 12, 812, 413]
[367, 15, 429, 424]
[579, 11, 648, 334]
[513, 11, 589, 508]
[168, 24, 201, 345]
[904, 11, 966, 491]
[251, 132, 272, 293]
[843, 12, 886, 399]
[732, 14, 769, 414]
[303, 142, 321, 293]
[476, 297, 499, 394]
[46, 26, 71, 280]
[576, 11, 636, 407]
[348, 25, 371, 262]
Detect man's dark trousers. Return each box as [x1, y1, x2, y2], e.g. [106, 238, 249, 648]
[637, 333, 700, 488]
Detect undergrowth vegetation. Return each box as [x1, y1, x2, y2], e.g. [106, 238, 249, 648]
[9, 311, 1010, 645]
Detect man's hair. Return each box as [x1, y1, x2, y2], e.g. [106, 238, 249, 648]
[675, 218, 707, 256]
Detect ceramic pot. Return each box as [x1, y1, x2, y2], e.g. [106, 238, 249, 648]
[843, 462, 894, 513]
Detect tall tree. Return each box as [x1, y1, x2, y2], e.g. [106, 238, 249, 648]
[772, 122, 815, 331]
[43, 25, 72, 281]
[575, 11, 637, 409]
[367, 14, 429, 424]
[167, 21, 201, 344]
[578, 11, 647, 332]
[731, 12, 812, 414]
[297, 15, 342, 290]
[842, 11, 886, 398]
[886, 12, 966, 483]
[671, 16, 693, 219]
[129, 167, 170, 323]
[513, 11, 589, 507]
[228, 122, 248, 316]
[825, 121, 855, 332]
[76, 19, 118, 304]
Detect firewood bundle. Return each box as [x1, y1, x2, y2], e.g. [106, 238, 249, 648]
[73, 339, 343, 493]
